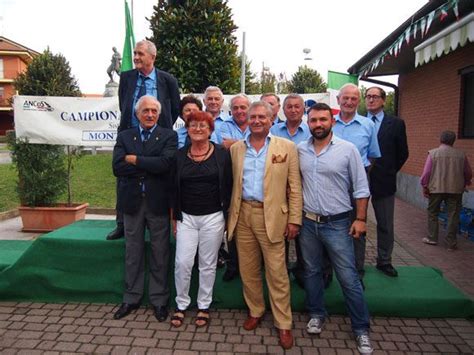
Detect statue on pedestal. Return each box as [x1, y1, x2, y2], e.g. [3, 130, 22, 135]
[107, 47, 122, 83]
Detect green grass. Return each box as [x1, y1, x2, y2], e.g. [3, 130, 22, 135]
[0, 163, 18, 212]
[0, 154, 116, 212]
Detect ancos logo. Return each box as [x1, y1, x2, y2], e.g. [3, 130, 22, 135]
[22, 100, 54, 112]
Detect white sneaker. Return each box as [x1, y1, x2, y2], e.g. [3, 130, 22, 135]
[356, 334, 373, 354]
[306, 318, 324, 334]
[422, 237, 438, 245]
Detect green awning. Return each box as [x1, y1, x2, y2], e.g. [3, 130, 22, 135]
[415, 12, 474, 67]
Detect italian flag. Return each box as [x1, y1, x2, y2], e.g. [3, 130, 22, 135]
[327, 71, 358, 115]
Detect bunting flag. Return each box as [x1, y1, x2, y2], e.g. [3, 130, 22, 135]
[358, 0, 460, 76]
[425, 11, 435, 35]
[452, 0, 459, 19]
[440, 7, 448, 21]
[121, 0, 135, 72]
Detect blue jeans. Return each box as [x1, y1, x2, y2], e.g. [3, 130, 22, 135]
[299, 216, 370, 336]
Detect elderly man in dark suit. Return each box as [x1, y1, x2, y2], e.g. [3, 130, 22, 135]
[366, 86, 409, 277]
[107, 39, 180, 241]
[112, 95, 177, 322]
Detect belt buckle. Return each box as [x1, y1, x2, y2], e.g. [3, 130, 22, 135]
[315, 214, 321, 223]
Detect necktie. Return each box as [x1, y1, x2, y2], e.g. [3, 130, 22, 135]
[137, 76, 147, 100]
[371, 116, 377, 123]
[142, 130, 150, 142]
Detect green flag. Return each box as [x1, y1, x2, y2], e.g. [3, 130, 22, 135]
[121, 0, 135, 72]
[327, 70, 358, 90]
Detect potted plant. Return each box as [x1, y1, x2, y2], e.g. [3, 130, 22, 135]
[8, 49, 88, 232]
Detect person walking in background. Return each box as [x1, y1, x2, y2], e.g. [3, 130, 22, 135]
[420, 130, 472, 251]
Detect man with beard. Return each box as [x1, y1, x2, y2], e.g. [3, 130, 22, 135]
[298, 103, 373, 354]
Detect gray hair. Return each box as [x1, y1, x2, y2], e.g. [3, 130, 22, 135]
[440, 130, 456, 146]
[260, 93, 280, 103]
[248, 101, 273, 119]
[283, 93, 304, 107]
[337, 83, 360, 98]
[135, 95, 161, 115]
[230, 93, 250, 107]
[204, 86, 223, 99]
[135, 40, 157, 57]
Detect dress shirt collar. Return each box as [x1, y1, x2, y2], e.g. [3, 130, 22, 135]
[368, 110, 384, 123]
[244, 133, 272, 148]
[139, 124, 157, 135]
[138, 68, 157, 82]
[335, 112, 364, 125]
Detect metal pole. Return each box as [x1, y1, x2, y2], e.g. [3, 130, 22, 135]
[240, 32, 246, 94]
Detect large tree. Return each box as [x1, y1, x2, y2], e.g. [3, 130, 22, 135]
[287, 65, 327, 94]
[149, 0, 240, 93]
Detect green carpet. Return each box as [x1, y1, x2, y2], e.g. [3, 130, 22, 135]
[0, 240, 33, 271]
[0, 220, 472, 318]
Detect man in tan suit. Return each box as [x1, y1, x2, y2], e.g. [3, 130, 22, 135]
[227, 101, 302, 350]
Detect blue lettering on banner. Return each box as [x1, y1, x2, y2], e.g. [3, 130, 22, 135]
[82, 131, 118, 141]
[60, 111, 120, 121]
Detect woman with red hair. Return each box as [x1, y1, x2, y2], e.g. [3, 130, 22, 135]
[171, 111, 232, 328]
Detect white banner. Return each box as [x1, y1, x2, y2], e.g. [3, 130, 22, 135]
[14, 93, 331, 146]
[14, 95, 120, 147]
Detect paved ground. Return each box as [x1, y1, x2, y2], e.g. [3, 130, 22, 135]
[0, 200, 473, 354]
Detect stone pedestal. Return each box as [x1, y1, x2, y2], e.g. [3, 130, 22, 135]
[104, 81, 119, 97]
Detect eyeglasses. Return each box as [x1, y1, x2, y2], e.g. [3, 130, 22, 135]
[365, 95, 382, 100]
[188, 123, 210, 130]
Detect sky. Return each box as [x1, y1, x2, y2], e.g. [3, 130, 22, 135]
[1, 0, 428, 94]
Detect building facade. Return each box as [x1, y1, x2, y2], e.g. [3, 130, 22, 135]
[348, 0, 473, 209]
[0, 36, 39, 136]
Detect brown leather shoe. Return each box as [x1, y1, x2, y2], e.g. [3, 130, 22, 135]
[243, 315, 262, 331]
[279, 329, 293, 349]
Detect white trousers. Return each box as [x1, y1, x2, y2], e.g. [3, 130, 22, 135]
[174, 211, 224, 310]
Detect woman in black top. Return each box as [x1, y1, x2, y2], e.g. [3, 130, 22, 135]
[171, 111, 232, 328]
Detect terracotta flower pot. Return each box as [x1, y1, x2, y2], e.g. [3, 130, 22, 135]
[18, 203, 89, 232]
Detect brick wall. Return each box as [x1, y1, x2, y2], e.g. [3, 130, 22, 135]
[398, 43, 474, 182]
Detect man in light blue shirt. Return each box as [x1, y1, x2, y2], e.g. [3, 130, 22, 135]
[219, 94, 251, 149]
[298, 102, 373, 355]
[269, 93, 309, 288]
[330, 83, 381, 284]
[333, 84, 381, 168]
[261, 93, 283, 125]
[270, 94, 310, 145]
[203, 86, 227, 144]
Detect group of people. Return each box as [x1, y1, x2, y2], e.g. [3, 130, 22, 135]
[106, 39, 470, 354]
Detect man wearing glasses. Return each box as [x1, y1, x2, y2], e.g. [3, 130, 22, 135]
[365, 86, 408, 278]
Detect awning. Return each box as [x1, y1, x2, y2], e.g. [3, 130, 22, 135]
[415, 12, 474, 67]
